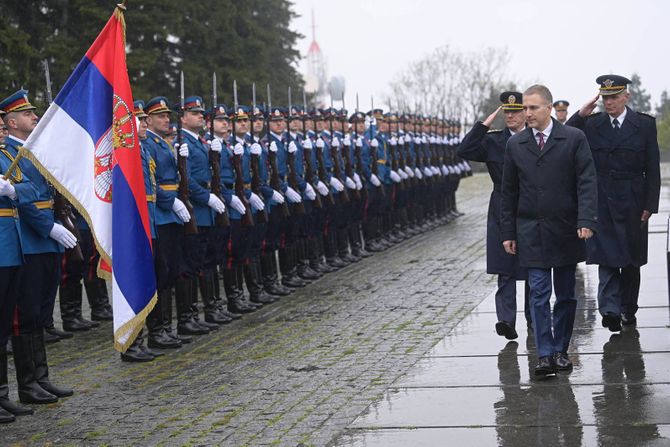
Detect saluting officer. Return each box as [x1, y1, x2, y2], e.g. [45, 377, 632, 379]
[568, 75, 661, 331]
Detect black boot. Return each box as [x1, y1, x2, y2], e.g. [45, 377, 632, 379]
[176, 278, 209, 335]
[296, 238, 322, 280]
[148, 289, 182, 349]
[245, 260, 277, 304]
[0, 344, 32, 417]
[223, 267, 255, 313]
[200, 271, 233, 324]
[12, 334, 57, 404]
[84, 277, 113, 321]
[191, 277, 219, 331]
[261, 252, 292, 296]
[338, 228, 359, 263]
[280, 246, 308, 288]
[32, 332, 73, 398]
[236, 264, 262, 310]
[325, 229, 348, 268]
[120, 331, 155, 362]
[213, 271, 242, 320]
[350, 223, 371, 258]
[59, 281, 97, 331]
[43, 325, 69, 342]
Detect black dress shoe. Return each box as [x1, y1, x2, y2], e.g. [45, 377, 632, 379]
[44, 325, 72, 339]
[0, 398, 33, 416]
[621, 314, 637, 326]
[43, 330, 61, 344]
[534, 356, 557, 378]
[141, 345, 164, 358]
[265, 283, 292, 296]
[120, 346, 154, 362]
[38, 381, 73, 398]
[18, 383, 58, 404]
[495, 322, 518, 340]
[90, 308, 114, 321]
[602, 313, 622, 332]
[554, 352, 573, 371]
[62, 318, 93, 332]
[282, 275, 308, 288]
[148, 331, 182, 349]
[177, 320, 210, 335]
[0, 407, 15, 423]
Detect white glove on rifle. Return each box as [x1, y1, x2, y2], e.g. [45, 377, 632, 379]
[415, 168, 423, 179]
[230, 195, 247, 214]
[0, 177, 16, 199]
[316, 180, 329, 196]
[288, 141, 298, 154]
[345, 176, 356, 189]
[172, 197, 191, 222]
[316, 138, 325, 149]
[233, 143, 244, 156]
[250, 142, 262, 155]
[269, 141, 279, 153]
[356, 137, 364, 148]
[399, 170, 408, 180]
[285, 186, 302, 203]
[423, 167, 432, 177]
[208, 193, 226, 214]
[421, 135, 428, 144]
[303, 139, 313, 150]
[175, 142, 190, 157]
[343, 135, 351, 146]
[431, 166, 440, 175]
[271, 190, 285, 204]
[441, 165, 449, 176]
[414, 137, 421, 145]
[208, 140, 221, 153]
[249, 192, 265, 211]
[370, 138, 379, 148]
[454, 165, 462, 174]
[353, 173, 362, 190]
[390, 170, 401, 183]
[370, 174, 381, 187]
[404, 166, 414, 178]
[331, 137, 340, 148]
[49, 223, 77, 249]
[329, 177, 344, 192]
[304, 183, 316, 200]
[389, 136, 398, 146]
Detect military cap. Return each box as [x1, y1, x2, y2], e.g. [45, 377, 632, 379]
[145, 96, 171, 115]
[174, 95, 206, 112]
[207, 103, 229, 120]
[251, 105, 265, 119]
[368, 108, 385, 121]
[134, 100, 148, 118]
[337, 108, 348, 119]
[310, 109, 325, 120]
[229, 105, 250, 120]
[500, 91, 523, 111]
[596, 74, 631, 96]
[323, 107, 339, 120]
[269, 107, 287, 121]
[553, 100, 570, 111]
[349, 111, 366, 123]
[288, 105, 303, 119]
[0, 89, 37, 114]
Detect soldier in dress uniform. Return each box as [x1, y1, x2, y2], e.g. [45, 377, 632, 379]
[1, 90, 74, 404]
[347, 111, 372, 259]
[567, 75, 661, 331]
[0, 108, 37, 422]
[553, 100, 570, 124]
[458, 91, 531, 339]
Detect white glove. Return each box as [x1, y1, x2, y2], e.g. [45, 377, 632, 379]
[465, 163, 472, 172]
[389, 136, 398, 146]
[285, 186, 302, 203]
[414, 137, 421, 144]
[316, 138, 325, 149]
[345, 176, 356, 189]
[431, 166, 440, 175]
[316, 180, 329, 196]
[249, 192, 265, 211]
[404, 166, 414, 178]
[304, 183, 316, 200]
[423, 167, 432, 177]
[398, 135, 405, 145]
[176, 142, 189, 157]
[303, 139, 313, 149]
[449, 165, 456, 174]
[356, 137, 363, 148]
[0, 177, 17, 199]
[329, 177, 344, 192]
[250, 142, 262, 155]
[233, 143, 244, 156]
[415, 168, 423, 179]
[288, 141, 298, 154]
[370, 174, 381, 187]
[441, 165, 449, 175]
[429, 136, 437, 144]
[370, 138, 379, 148]
[369, 116, 377, 127]
[208, 193, 226, 214]
[230, 195, 247, 214]
[49, 223, 77, 249]
[343, 135, 351, 146]
[269, 141, 279, 153]
[331, 137, 340, 148]
[208, 139, 222, 153]
[454, 165, 462, 174]
[390, 170, 401, 183]
[271, 190, 285, 204]
[172, 197, 191, 223]
[399, 170, 408, 180]
[421, 135, 428, 144]
[353, 173, 362, 190]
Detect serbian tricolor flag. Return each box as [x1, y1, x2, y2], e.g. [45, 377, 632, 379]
[22, 4, 156, 352]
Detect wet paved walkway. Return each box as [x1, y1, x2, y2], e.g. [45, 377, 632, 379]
[333, 169, 670, 447]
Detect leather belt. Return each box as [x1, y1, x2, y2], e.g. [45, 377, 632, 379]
[0, 208, 18, 218]
[159, 184, 178, 191]
[146, 194, 156, 202]
[34, 200, 54, 209]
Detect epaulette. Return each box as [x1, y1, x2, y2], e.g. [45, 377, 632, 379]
[637, 111, 656, 120]
[487, 129, 503, 134]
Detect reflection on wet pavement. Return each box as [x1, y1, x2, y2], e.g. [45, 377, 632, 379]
[333, 207, 670, 446]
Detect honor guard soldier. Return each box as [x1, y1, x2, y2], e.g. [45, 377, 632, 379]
[568, 75, 661, 331]
[347, 111, 372, 259]
[458, 91, 531, 339]
[553, 100, 570, 124]
[142, 96, 196, 350]
[364, 109, 391, 250]
[0, 108, 38, 422]
[1, 90, 74, 404]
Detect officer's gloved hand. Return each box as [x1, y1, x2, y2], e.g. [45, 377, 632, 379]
[415, 167, 423, 179]
[331, 137, 340, 148]
[233, 143, 244, 156]
[250, 142, 262, 155]
[172, 197, 191, 222]
[303, 139, 313, 150]
[356, 137, 364, 148]
[423, 167, 432, 177]
[230, 195, 247, 214]
[271, 190, 285, 204]
[175, 142, 189, 157]
[304, 183, 316, 200]
[208, 193, 226, 214]
[249, 192, 265, 211]
[208, 139, 222, 153]
[429, 136, 437, 144]
[316, 138, 325, 149]
[49, 223, 77, 249]
[353, 173, 362, 190]
[404, 166, 414, 178]
[0, 177, 16, 199]
[316, 180, 329, 196]
[329, 177, 344, 192]
[370, 138, 379, 148]
[343, 135, 351, 147]
[345, 176, 356, 189]
[269, 141, 279, 153]
[441, 164, 449, 175]
[285, 186, 302, 203]
[399, 169, 408, 180]
[389, 136, 398, 146]
[288, 141, 298, 154]
[370, 174, 381, 187]
[390, 170, 401, 183]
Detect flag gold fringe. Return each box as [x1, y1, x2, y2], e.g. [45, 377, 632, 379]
[114, 292, 157, 353]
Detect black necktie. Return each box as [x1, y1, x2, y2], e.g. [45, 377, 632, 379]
[613, 118, 620, 131]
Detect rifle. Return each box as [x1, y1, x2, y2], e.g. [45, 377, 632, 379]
[353, 94, 368, 203]
[250, 83, 268, 223]
[340, 93, 360, 201]
[43, 59, 84, 262]
[286, 87, 305, 215]
[369, 96, 385, 198]
[232, 80, 254, 226]
[313, 111, 335, 206]
[266, 84, 290, 217]
[329, 92, 349, 204]
[209, 72, 230, 227]
[302, 90, 322, 209]
[387, 102, 403, 193]
[176, 71, 199, 235]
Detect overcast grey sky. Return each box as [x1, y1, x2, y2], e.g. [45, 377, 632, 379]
[290, 0, 669, 116]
